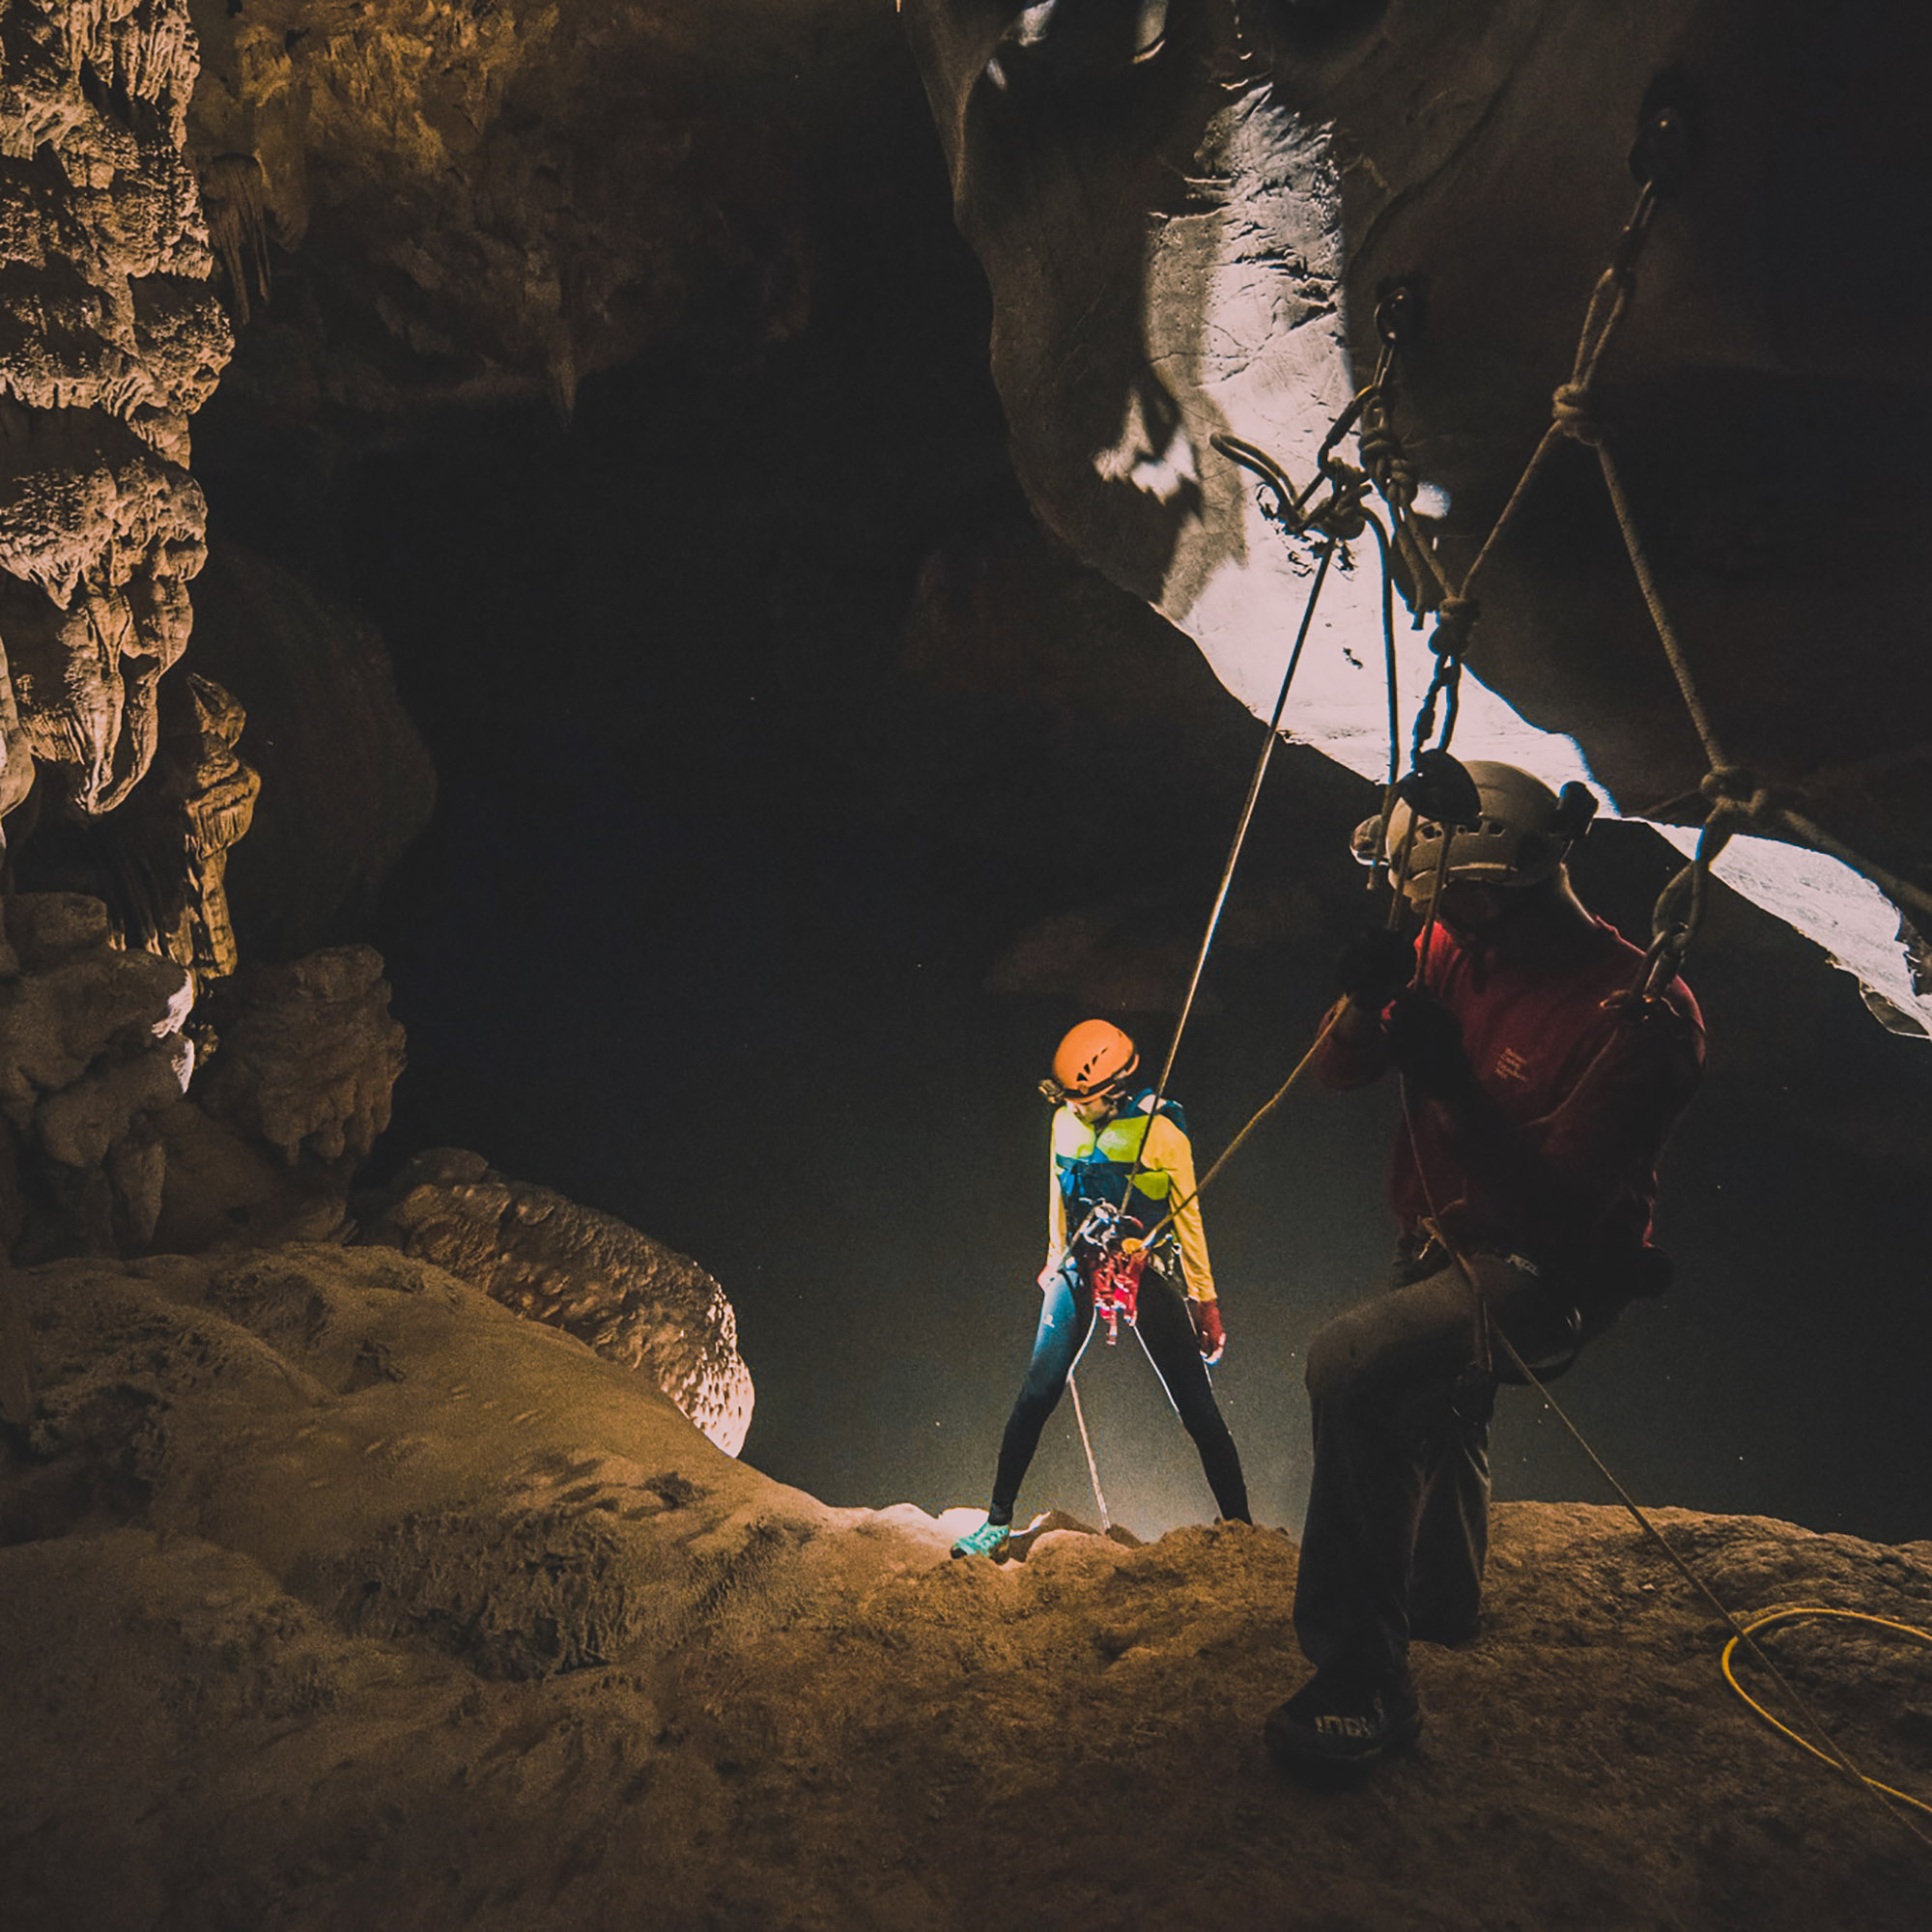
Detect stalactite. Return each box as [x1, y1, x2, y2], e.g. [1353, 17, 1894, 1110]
[199, 152, 271, 326]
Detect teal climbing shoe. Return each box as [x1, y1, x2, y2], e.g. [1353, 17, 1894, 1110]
[950, 1519, 1011, 1561]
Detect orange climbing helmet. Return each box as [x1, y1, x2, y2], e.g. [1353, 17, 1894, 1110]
[1045, 1020, 1140, 1104]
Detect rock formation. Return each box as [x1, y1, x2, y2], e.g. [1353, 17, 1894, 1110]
[0, 1238, 1926, 1928]
[0, 880, 417, 1262]
[0, 888, 192, 1254]
[193, 943, 405, 1166]
[0, 0, 230, 827]
[185, 0, 883, 419]
[367, 1147, 753, 1455]
[0, 0, 755, 1528]
[2, 0, 431, 967]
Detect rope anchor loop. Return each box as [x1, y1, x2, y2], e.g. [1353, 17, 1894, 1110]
[1698, 764, 1779, 828]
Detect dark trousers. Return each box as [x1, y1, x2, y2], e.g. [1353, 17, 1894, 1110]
[990, 1261, 1250, 1525]
[1293, 1252, 1580, 1686]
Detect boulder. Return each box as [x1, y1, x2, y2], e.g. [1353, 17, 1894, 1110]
[194, 945, 406, 1167]
[0, 890, 191, 1253]
[366, 1147, 753, 1455]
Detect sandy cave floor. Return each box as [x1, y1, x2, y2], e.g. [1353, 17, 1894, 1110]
[1, 1242, 1927, 1930]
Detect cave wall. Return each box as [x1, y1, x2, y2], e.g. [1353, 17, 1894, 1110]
[0, 0, 230, 828]
[0, 0, 743, 1437]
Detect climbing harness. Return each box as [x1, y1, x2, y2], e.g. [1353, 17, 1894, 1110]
[1067, 1199, 1151, 1346]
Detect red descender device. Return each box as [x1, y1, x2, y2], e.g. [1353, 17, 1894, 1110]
[1071, 1201, 1151, 1346]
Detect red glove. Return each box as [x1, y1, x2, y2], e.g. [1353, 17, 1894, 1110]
[1192, 1300, 1226, 1364]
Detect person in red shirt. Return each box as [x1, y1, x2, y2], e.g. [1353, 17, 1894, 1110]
[1264, 761, 1704, 1776]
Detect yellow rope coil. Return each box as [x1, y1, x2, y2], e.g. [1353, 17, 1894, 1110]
[1719, 1607, 1932, 1821]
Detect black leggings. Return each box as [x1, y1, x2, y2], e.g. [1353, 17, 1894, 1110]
[989, 1261, 1250, 1525]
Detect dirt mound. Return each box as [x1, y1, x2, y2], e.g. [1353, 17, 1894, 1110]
[1, 1245, 1925, 1929]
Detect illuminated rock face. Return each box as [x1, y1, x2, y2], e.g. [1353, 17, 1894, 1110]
[904, 1, 1932, 1027]
[0, 0, 231, 824]
[368, 1148, 754, 1456]
[186, 0, 876, 416]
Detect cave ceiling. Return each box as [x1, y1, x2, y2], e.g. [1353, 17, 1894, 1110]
[7, 0, 1931, 1031]
[903, 0, 1932, 1029]
[185, 0, 885, 419]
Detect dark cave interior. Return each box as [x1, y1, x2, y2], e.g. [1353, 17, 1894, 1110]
[5, 7, 1932, 1925]
[170, 26, 1932, 1547]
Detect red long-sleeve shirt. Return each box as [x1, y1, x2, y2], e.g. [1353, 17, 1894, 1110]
[1317, 917, 1704, 1269]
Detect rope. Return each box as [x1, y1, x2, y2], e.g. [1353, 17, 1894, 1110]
[1341, 126, 1932, 974]
[1481, 1283, 1932, 1853]
[1594, 442, 1728, 771]
[1151, 539, 1338, 1099]
[1065, 1369, 1111, 1531]
[1138, 1003, 1346, 1251]
[1720, 1607, 1932, 1821]
[1362, 508, 1405, 903]
[1402, 1097, 1932, 1855]
[1542, 159, 1932, 945]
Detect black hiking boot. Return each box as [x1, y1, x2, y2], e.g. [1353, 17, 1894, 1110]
[1264, 1665, 1422, 1776]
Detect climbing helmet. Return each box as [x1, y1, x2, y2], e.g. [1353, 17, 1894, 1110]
[1369, 761, 1597, 901]
[1045, 1020, 1140, 1105]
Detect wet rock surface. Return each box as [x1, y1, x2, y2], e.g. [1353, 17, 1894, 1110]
[903, 0, 1932, 994]
[0, 1239, 1927, 1930]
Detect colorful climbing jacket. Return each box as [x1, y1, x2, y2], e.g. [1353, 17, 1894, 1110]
[1045, 1091, 1215, 1303]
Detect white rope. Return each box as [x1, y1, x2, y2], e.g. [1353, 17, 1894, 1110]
[1065, 1371, 1111, 1530]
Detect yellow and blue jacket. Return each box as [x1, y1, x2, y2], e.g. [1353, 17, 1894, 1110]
[1045, 1091, 1215, 1303]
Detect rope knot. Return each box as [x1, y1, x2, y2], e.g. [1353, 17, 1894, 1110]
[1430, 594, 1478, 660]
[1698, 765, 1777, 826]
[1551, 381, 1607, 446]
[1314, 494, 1367, 541]
[1357, 423, 1417, 509]
[1309, 460, 1370, 541]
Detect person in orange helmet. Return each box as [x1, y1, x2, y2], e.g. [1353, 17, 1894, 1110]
[950, 1019, 1251, 1559]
